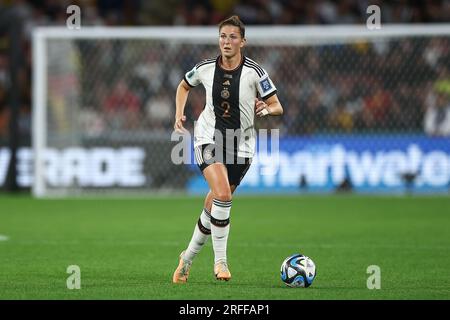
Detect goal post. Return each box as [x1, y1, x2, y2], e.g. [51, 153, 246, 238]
[32, 25, 450, 197]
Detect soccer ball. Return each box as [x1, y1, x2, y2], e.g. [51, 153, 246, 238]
[280, 254, 316, 288]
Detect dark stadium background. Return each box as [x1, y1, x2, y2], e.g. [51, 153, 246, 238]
[0, 0, 449, 306]
[1, 0, 450, 193]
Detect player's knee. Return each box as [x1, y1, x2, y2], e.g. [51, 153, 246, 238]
[214, 188, 232, 202]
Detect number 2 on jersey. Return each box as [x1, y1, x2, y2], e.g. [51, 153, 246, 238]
[221, 101, 231, 118]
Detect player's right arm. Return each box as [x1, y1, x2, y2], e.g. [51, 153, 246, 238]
[174, 63, 203, 133]
[174, 79, 191, 133]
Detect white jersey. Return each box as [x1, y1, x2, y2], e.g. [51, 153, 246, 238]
[184, 55, 277, 158]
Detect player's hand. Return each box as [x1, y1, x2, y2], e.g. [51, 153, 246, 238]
[174, 115, 187, 133]
[255, 98, 270, 117]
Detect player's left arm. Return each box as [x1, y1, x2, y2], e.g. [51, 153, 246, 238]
[255, 94, 283, 117]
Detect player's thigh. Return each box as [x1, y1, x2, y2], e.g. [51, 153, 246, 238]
[202, 163, 232, 201]
[226, 158, 252, 188]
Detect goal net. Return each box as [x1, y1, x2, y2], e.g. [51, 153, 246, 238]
[32, 25, 450, 197]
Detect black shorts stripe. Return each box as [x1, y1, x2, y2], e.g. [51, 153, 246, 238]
[210, 216, 230, 227]
[197, 218, 211, 235]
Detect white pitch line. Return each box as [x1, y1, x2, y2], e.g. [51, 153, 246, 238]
[0, 234, 9, 241]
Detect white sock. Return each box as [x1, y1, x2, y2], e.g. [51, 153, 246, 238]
[210, 199, 232, 264]
[184, 208, 211, 262]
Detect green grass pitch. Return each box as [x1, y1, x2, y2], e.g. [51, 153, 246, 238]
[0, 194, 449, 300]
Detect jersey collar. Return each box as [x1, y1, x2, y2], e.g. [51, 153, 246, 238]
[217, 55, 245, 73]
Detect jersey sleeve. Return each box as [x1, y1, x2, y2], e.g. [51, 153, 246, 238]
[183, 64, 202, 87]
[256, 69, 277, 100]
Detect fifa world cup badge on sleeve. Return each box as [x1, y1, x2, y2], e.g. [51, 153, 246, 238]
[260, 78, 272, 93]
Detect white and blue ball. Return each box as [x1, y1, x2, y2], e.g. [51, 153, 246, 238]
[280, 254, 316, 288]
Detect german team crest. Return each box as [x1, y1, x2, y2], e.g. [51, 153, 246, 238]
[203, 149, 213, 161]
[221, 89, 230, 99]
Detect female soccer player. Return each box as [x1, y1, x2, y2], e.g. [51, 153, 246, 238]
[173, 15, 283, 283]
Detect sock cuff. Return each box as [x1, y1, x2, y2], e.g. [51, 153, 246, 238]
[212, 200, 231, 219]
[197, 218, 211, 234]
[212, 198, 232, 208]
[211, 199, 231, 227]
[202, 207, 211, 219]
[199, 208, 211, 230]
[210, 215, 230, 227]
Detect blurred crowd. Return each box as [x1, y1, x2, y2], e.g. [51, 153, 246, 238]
[74, 36, 449, 137]
[3, 0, 448, 27]
[0, 0, 450, 142]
